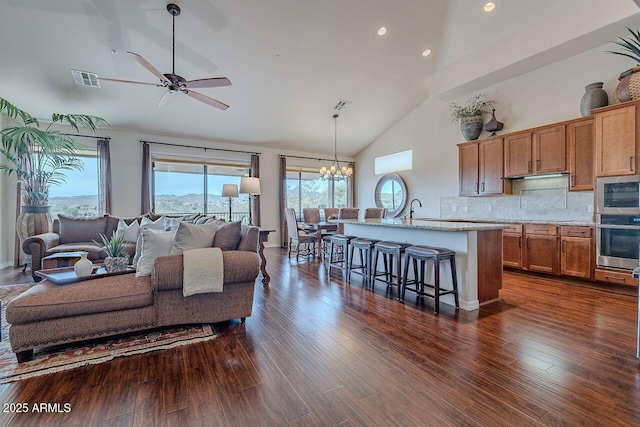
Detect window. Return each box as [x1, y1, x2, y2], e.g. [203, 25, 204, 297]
[152, 156, 251, 222]
[285, 168, 349, 219]
[48, 152, 100, 218]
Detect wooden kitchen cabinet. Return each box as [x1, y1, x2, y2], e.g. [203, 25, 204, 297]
[524, 225, 559, 274]
[502, 224, 523, 268]
[458, 137, 507, 196]
[533, 124, 567, 174]
[560, 226, 593, 279]
[504, 132, 532, 177]
[594, 104, 636, 177]
[568, 118, 594, 191]
[594, 268, 635, 286]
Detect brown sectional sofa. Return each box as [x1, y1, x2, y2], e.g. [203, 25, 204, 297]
[7, 224, 260, 362]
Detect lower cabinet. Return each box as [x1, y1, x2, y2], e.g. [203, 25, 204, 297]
[524, 225, 559, 275]
[594, 268, 635, 286]
[560, 226, 593, 279]
[502, 225, 523, 268]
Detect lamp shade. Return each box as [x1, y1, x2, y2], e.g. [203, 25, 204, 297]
[222, 183, 239, 198]
[240, 177, 261, 195]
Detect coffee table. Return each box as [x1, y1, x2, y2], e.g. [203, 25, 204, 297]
[41, 251, 87, 269]
[35, 266, 136, 285]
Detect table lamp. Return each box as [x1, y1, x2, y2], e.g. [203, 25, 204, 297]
[222, 184, 239, 222]
[240, 177, 261, 225]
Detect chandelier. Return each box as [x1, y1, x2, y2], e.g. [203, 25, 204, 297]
[320, 113, 353, 180]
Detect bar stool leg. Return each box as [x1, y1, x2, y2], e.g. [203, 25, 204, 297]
[372, 249, 379, 291]
[450, 256, 460, 309]
[395, 250, 402, 300]
[347, 244, 356, 283]
[434, 258, 440, 314]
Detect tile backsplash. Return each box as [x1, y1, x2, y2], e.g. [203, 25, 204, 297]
[440, 176, 594, 223]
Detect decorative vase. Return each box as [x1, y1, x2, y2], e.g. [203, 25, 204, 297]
[74, 252, 93, 277]
[484, 109, 504, 136]
[460, 115, 484, 141]
[16, 205, 54, 268]
[614, 66, 640, 103]
[580, 82, 608, 116]
[104, 256, 129, 273]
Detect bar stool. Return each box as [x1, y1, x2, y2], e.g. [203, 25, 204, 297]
[328, 234, 356, 282]
[347, 238, 380, 288]
[371, 241, 411, 297]
[400, 245, 459, 314]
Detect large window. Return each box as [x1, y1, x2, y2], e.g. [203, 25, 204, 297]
[286, 168, 349, 218]
[48, 152, 100, 218]
[152, 156, 251, 222]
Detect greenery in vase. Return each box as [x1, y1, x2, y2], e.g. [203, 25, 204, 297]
[607, 27, 640, 65]
[0, 97, 108, 206]
[449, 93, 495, 123]
[95, 233, 128, 258]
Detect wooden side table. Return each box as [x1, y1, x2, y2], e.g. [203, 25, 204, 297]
[258, 229, 275, 287]
[41, 251, 87, 269]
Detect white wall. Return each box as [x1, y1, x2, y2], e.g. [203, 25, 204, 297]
[356, 44, 632, 220]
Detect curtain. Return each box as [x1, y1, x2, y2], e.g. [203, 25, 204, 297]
[13, 183, 21, 268]
[348, 162, 356, 207]
[97, 138, 112, 215]
[250, 154, 261, 226]
[279, 156, 287, 247]
[141, 142, 151, 214]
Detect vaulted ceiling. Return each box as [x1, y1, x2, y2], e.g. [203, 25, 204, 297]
[0, 0, 638, 156]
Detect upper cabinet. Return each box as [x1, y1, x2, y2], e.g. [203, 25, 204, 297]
[568, 118, 594, 191]
[458, 137, 507, 196]
[594, 104, 637, 177]
[504, 125, 567, 178]
[504, 133, 532, 177]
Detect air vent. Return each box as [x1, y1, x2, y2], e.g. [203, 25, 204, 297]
[70, 69, 100, 88]
[334, 99, 351, 111]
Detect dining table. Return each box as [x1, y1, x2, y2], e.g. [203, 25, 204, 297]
[299, 220, 338, 260]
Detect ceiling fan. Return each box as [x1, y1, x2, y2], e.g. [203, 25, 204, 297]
[100, 3, 231, 110]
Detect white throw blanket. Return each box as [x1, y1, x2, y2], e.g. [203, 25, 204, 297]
[182, 247, 224, 297]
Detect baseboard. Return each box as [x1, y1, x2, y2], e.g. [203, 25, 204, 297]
[0, 261, 14, 270]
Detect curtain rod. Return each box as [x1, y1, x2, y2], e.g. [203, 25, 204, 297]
[280, 154, 354, 163]
[141, 140, 260, 156]
[64, 133, 110, 140]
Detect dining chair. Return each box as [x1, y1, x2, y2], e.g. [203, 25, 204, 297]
[323, 208, 339, 221]
[365, 208, 386, 219]
[337, 208, 359, 234]
[285, 208, 317, 261]
[302, 208, 321, 224]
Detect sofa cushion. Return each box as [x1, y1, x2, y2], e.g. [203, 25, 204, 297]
[213, 221, 242, 251]
[47, 242, 104, 260]
[6, 275, 153, 325]
[153, 251, 260, 291]
[58, 215, 109, 244]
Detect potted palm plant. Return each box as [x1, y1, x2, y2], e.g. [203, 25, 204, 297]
[449, 93, 495, 141]
[95, 233, 129, 273]
[607, 27, 640, 103]
[0, 97, 108, 241]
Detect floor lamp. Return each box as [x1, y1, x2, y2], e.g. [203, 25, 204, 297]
[222, 184, 239, 222]
[240, 177, 261, 225]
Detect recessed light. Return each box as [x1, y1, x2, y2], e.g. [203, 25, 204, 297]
[422, 49, 432, 57]
[377, 27, 387, 36]
[484, 2, 496, 12]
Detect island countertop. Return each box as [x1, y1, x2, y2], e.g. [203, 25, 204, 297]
[342, 218, 508, 232]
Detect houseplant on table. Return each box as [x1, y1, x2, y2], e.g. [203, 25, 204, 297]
[0, 97, 108, 249]
[607, 27, 640, 103]
[449, 93, 496, 141]
[95, 232, 129, 273]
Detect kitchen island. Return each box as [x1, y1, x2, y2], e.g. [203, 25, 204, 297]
[342, 218, 507, 311]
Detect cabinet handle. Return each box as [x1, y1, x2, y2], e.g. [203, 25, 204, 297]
[475, 182, 479, 193]
[605, 275, 627, 282]
[536, 159, 540, 171]
[562, 240, 566, 252]
[481, 182, 485, 192]
[570, 175, 575, 188]
[526, 237, 530, 250]
[528, 160, 531, 173]
[518, 236, 521, 248]
[631, 156, 634, 171]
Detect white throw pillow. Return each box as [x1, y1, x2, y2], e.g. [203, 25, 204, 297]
[116, 219, 140, 242]
[132, 217, 166, 268]
[164, 216, 185, 231]
[135, 228, 176, 277]
[170, 222, 218, 255]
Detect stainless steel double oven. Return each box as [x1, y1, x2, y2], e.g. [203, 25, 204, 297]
[596, 175, 640, 270]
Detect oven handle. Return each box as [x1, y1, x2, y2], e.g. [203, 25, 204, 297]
[596, 224, 640, 230]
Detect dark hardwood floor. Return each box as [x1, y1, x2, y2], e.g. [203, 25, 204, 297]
[0, 248, 639, 426]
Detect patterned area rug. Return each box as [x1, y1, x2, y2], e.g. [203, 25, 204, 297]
[0, 284, 216, 384]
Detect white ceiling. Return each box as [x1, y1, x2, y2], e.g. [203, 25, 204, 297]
[0, 0, 638, 156]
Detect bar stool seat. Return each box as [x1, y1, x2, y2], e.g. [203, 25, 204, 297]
[400, 245, 459, 314]
[328, 234, 356, 282]
[372, 241, 411, 297]
[347, 238, 380, 288]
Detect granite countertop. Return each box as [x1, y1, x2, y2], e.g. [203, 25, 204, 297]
[415, 218, 595, 227]
[344, 218, 507, 232]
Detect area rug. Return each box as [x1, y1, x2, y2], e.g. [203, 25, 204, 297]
[0, 284, 216, 384]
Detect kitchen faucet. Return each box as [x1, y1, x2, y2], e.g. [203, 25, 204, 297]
[409, 198, 422, 219]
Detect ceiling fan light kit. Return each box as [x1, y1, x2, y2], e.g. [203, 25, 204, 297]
[96, 3, 232, 110]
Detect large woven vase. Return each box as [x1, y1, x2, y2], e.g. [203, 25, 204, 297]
[16, 205, 53, 243]
[614, 66, 640, 103]
[460, 115, 484, 141]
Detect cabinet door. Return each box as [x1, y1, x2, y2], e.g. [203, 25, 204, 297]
[560, 237, 592, 278]
[504, 132, 532, 177]
[524, 235, 559, 274]
[458, 142, 479, 196]
[595, 105, 636, 177]
[533, 125, 567, 174]
[479, 137, 504, 194]
[568, 119, 594, 191]
[503, 233, 523, 268]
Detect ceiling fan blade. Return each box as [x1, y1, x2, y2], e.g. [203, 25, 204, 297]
[184, 77, 232, 89]
[99, 77, 162, 87]
[183, 89, 229, 110]
[157, 90, 177, 108]
[127, 51, 171, 84]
